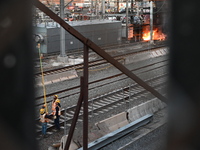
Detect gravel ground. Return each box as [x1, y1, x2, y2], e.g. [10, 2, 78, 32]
[36, 42, 168, 150]
[37, 129, 63, 150]
[37, 107, 168, 150]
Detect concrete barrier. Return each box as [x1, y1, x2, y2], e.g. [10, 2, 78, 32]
[59, 135, 79, 150]
[78, 114, 153, 150]
[127, 98, 166, 122]
[79, 99, 166, 148]
[95, 111, 129, 134]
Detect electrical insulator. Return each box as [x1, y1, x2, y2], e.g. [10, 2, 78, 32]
[34, 34, 44, 43]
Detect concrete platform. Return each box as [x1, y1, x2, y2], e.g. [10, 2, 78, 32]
[101, 108, 168, 150]
[95, 111, 129, 134]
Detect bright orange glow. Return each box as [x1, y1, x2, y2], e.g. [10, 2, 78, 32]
[142, 28, 166, 41]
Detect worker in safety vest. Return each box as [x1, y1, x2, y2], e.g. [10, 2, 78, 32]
[40, 105, 51, 138]
[52, 95, 61, 109]
[55, 98, 61, 108]
[52, 102, 61, 130]
[51, 95, 58, 112]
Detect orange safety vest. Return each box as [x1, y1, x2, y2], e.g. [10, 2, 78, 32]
[52, 102, 56, 111]
[40, 114, 50, 123]
[53, 106, 61, 116]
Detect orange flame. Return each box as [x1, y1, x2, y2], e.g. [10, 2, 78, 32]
[142, 28, 166, 41]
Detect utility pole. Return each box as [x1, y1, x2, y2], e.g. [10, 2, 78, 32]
[117, 0, 119, 13]
[131, 0, 133, 14]
[102, 0, 105, 19]
[126, 0, 129, 41]
[58, 0, 68, 63]
[136, 1, 139, 16]
[91, 0, 93, 14]
[60, 0, 67, 57]
[95, 0, 98, 15]
[150, 0, 153, 43]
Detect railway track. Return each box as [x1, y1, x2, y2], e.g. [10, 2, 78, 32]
[36, 72, 167, 139]
[35, 59, 168, 106]
[35, 41, 167, 64]
[35, 42, 168, 141]
[35, 44, 168, 78]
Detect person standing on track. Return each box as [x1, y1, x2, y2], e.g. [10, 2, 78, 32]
[40, 105, 51, 138]
[55, 98, 61, 108]
[54, 94, 61, 108]
[52, 95, 58, 112]
[53, 102, 61, 131]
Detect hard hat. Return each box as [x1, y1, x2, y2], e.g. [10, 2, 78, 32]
[40, 108, 45, 114]
[55, 99, 60, 103]
[54, 95, 58, 98]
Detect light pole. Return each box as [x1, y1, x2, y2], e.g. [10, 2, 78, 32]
[150, 0, 153, 43]
[60, 0, 66, 57]
[126, 0, 129, 41]
[102, 0, 105, 19]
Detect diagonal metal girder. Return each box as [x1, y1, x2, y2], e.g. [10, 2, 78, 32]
[33, 0, 167, 104]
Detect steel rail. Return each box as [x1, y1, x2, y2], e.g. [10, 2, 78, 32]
[36, 85, 166, 139]
[35, 45, 167, 77]
[34, 45, 166, 78]
[35, 57, 123, 77]
[35, 74, 167, 134]
[35, 61, 168, 105]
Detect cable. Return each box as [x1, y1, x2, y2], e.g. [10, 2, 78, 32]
[38, 43, 48, 113]
[153, 0, 167, 14]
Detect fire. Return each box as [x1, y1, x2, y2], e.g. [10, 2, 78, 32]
[142, 28, 166, 41]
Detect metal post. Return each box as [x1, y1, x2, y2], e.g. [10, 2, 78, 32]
[92, 99, 94, 118]
[141, 0, 144, 15]
[91, 0, 93, 14]
[64, 77, 84, 150]
[95, 0, 97, 16]
[102, 0, 105, 19]
[150, 1, 153, 43]
[126, 0, 129, 41]
[45, 19, 47, 27]
[129, 84, 131, 110]
[122, 88, 127, 111]
[60, 0, 66, 57]
[116, 0, 119, 13]
[83, 45, 89, 149]
[73, 53, 75, 65]
[131, 0, 133, 14]
[90, 0, 93, 22]
[64, 108, 67, 135]
[136, 1, 139, 16]
[91, 98, 94, 124]
[122, 88, 125, 101]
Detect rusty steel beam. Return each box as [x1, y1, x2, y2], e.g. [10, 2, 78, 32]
[64, 77, 84, 150]
[33, 1, 167, 104]
[83, 45, 89, 149]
